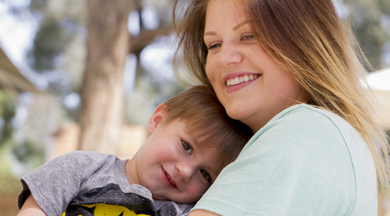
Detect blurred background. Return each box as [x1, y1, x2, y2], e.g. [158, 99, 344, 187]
[0, 0, 389, 215]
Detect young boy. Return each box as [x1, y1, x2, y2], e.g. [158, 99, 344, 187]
[17, 86, 253, 216]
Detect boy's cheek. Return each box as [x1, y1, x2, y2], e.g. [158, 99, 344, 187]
[185, 181, 209, 202]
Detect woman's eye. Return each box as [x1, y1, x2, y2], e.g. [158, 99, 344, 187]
[208, 43, 221, 50]
[181, 140, 192, 154]
[241, 35, 254, 41]
[200, 169, 211, 183]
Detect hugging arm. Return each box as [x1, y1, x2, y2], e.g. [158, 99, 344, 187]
[189, 209, 219, 216]
[18, 195, 46, 216]
[18, 151, 111, 215]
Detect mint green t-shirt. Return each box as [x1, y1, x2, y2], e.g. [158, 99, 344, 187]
[194, 104, 377, 215]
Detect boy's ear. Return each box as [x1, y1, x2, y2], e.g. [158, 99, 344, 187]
[147, 103, 166, 135]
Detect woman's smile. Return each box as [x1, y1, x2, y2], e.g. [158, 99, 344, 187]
[224, 72, 261, 92]
[225, 74, 259, 87]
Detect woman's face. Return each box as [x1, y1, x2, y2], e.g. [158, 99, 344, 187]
[204, 0, 307, 132]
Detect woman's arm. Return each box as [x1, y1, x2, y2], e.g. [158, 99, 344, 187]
[189, 209, 220, 216]
[18, 195, 47, 216]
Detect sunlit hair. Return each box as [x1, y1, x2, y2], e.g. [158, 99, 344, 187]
[173, 0, 389, 205]
[162, 85, 253, 171]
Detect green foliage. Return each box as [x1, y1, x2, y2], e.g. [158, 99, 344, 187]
[378, 0, 390, 15]
[348, 0, 390, 70]
[26, 0, 86, 76]
[353, 16, 388, 69]
[12, 139, 45, 165]
[30, 18, 72, 71]
[0, 91, 16, 147]
[0, 90, 45, 177]
[28, 0, 48, 13]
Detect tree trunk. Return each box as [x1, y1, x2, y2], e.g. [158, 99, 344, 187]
[78, 0, 132, 154]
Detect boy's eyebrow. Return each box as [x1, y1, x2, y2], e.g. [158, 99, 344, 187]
[204, 20, 252, 36]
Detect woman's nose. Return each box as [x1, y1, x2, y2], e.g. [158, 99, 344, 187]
[176, 162, 196, 182]
[217, 43, 243, 67]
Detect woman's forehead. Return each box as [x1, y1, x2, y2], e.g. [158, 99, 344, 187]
[205, 0, 247, 28]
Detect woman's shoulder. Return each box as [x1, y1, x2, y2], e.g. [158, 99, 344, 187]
[247, 104, 356, 145]
[273, 104, 351, 127]
[258, 104, 359, 141]
[198, 104, 377, 215]
[242, 103, 369, 165]
[236, 104, 377, 214]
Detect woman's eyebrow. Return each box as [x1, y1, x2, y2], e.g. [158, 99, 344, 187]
[232, 20, 250, 31]
[204, 20, 251, 36]
[204, 31, 216, 36]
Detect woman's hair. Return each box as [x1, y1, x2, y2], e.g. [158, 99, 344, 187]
[173, 0, 389, 200]
[163, 85, 253, 171]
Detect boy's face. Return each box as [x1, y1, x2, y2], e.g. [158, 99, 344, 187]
[131, 105, 222, 203]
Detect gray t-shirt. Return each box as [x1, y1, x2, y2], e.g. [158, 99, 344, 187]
[18, 151, 193, 216]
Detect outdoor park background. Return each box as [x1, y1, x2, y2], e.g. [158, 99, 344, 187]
[0, 0, 390, 215]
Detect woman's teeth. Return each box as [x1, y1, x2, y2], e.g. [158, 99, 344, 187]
[226, 74, 258, 87]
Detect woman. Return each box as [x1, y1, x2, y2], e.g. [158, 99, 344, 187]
[173, 0, 390, 215]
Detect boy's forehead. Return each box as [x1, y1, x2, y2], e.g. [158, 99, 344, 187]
[186, 131, 208, 145]
[182, 120, 218, 144]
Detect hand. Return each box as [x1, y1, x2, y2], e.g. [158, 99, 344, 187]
[18, 194, 47, 216]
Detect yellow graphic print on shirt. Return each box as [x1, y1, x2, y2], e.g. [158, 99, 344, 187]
[62, 203, 150, 216]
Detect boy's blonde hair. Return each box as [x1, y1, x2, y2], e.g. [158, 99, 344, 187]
[163, 85, 253, 171]
[173, 0, 390, 204]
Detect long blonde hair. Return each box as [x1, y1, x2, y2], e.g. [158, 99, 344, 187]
[173, 0, 390, 204]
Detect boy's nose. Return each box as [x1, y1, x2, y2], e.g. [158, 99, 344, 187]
[176, 161, 196, 182]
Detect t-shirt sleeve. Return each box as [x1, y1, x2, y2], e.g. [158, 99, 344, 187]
[155, 200, 194, 216]
[17, 151, 115, 216]
[193, 107, 358, 215]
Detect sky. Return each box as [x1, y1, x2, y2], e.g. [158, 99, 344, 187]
[0, 0, 35, 63]
[366, 67, 390, 91]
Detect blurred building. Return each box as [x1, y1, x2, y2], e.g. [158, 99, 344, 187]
[0, 46, 40, 93]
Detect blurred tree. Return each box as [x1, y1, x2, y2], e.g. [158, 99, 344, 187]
[78, 0, 133, 154]
[17, 0, 183, 156]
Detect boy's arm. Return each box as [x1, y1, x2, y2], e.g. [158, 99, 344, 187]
[18, 151, 117, 215]
[18, 194, 47, 216]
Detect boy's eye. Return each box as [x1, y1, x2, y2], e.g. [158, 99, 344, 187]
[200, 169, 211, 183]
[181, 140, 192, 154]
